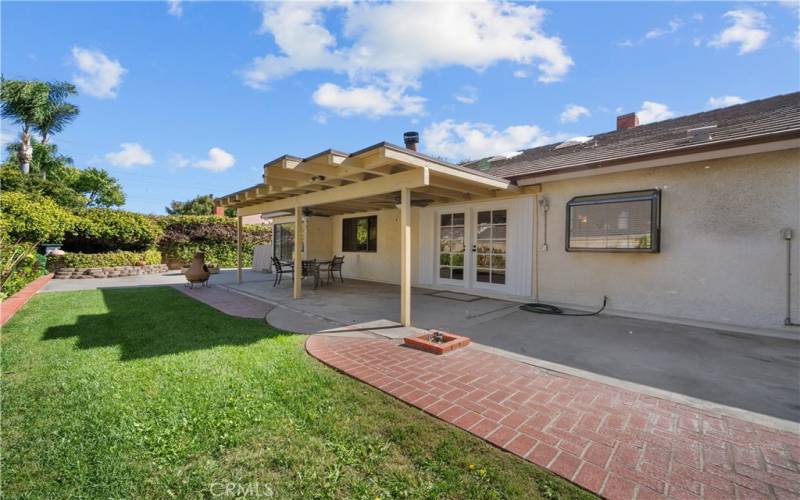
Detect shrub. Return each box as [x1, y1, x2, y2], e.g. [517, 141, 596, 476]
[157, 216, 271, 267]
[0, 191, 75, 243]
[47, 249, 162, 270]
[63, 208, 162, 253]
[0, 241, 45, 299]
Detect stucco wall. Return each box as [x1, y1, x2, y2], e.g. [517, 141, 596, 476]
[535, 149, 800, 330]
[242, 214, 267, 225]
[330, 209, 420, 284]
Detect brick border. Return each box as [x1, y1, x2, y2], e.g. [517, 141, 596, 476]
[306, 335, 800, 500]
[1, 274, 53, 326]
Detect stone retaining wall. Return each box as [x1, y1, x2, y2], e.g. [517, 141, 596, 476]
[54, 264, 168, 279]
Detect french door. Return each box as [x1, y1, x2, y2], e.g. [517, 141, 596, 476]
[436, 207, 509, 291]
[473, 209, 507, 288]
[438, 212, 466, 285]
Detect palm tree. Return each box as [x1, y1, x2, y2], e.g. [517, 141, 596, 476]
[34, 81, 79, 145]
[0, 78, 49, 174]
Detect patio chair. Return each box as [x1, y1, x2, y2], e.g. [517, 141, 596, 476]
[271, 256, 293, 287]
[320, 255, 344, 284]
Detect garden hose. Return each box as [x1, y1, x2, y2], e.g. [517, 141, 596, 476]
[520, 295, 608, 317]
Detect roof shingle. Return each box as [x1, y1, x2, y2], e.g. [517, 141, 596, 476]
[464, 92, 800, 181]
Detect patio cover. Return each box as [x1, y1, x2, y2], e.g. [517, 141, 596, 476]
[216, 142, 518, 326]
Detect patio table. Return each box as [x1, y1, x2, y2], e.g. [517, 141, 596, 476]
[284, 260, 330, 290]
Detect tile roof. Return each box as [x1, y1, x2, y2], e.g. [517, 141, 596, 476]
[465, 92, 800, 181]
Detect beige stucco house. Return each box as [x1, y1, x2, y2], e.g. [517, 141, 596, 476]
[217, 92, 800, 335]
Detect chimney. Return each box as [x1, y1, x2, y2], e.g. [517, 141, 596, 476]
[403, 131, 419, 151]
[616, 112, 639, 131]
[214, 205, 225, 216]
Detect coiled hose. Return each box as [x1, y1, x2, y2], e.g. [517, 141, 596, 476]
[520, 295, 608, 317]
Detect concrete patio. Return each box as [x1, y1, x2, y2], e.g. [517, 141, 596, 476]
[44, 269, 800, 423]
[216, 272, 800, 424]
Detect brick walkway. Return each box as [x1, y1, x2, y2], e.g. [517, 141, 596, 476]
[306, 335, 800, 500]
[1, 274, 53, 326]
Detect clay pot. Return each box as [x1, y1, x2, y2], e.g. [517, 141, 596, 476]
[184, 252, 210, 285]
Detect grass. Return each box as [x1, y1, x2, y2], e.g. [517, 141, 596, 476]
[1, 286, 595, 499]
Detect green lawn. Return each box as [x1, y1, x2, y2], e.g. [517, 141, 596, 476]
[1, 287, 594, 499]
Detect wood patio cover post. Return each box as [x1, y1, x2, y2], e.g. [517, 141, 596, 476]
[400, 187, 411, 326]
[293, 208, 303, 299]
[236, 216, 243, 284]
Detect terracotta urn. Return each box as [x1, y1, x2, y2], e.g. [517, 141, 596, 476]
[184, 252, 210, 286]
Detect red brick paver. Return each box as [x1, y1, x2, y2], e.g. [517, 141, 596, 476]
[1, 274, 53, 326]
[306, 335, 800, 500]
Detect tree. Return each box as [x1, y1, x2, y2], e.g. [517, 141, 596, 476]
[33, 81, 79, 147]
[71, 167, 126, 207]
[166, 194, 216, 215]
[5, 140, 75, 180]
[0, 78, 49, 174]
[0, 164, 87, 209]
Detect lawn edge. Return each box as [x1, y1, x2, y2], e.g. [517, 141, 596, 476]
[1, 274, 54, 327]
[304, 334, 596, 499]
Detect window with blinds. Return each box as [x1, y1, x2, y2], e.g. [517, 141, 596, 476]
[566, 190, 660, 252]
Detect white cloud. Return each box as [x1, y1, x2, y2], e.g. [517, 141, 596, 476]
[313, 112, 328, 125]
[512, 69, 530, 78]
[105, 143, 154, 167]
[169, 153, 190, 167]
[70, 47, 126, 99]
[636, 101, 675, 125]
[621, 15, 702, 47]
[707, 95, 746, 109]
[312, 83, 425, 118]
[559, 104, 590, 124]
[792, 29, 800, 50]
[645, 18, 684, 40]
[709, 10, 769, 55]
[454, 86, 478, 105]
[167, 0, 182, 17]
[422, 119, 562, 162]
[194, 147, 235, 172]
[242, 1, 573, 115]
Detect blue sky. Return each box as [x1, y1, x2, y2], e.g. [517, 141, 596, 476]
[2, 1, 798, 214]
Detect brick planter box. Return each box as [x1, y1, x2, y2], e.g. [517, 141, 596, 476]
[403, 330, 470, 355]
[53, 264, 168, 279]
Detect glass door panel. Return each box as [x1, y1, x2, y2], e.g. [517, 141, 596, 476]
[474, 209, 507, 285]
[439, 212, 465, 282]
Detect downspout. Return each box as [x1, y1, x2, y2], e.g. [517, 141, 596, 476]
[783, 228, 799, 326]
[533, 195, 540, 301]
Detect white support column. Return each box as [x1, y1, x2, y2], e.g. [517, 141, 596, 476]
[400, 188, 412, 326]
[236, 216, 243, 284]
[293, 208, 303, 299]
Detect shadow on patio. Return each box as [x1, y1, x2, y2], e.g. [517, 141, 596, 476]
[42, 286, 294, 361]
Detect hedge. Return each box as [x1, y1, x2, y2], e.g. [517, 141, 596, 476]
[0, 192, 75, 243]
[0, 193, 74, 299]
[47, 249, 162, 270]
[157, 216, 270, 267]
[63, 209, 162, 253]
[1, 243, 45, 299]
